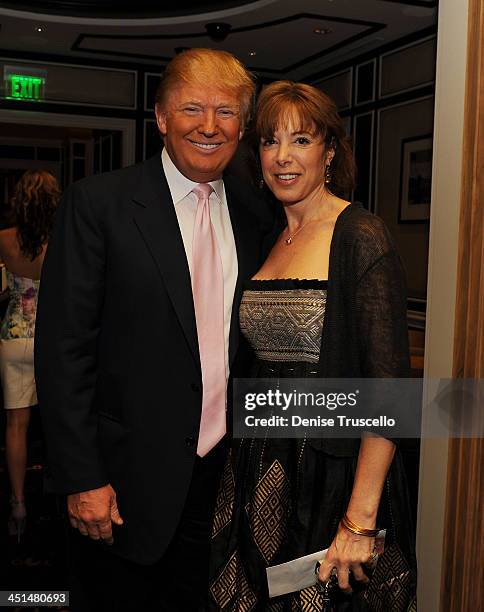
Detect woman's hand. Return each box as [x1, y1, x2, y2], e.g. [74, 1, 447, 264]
[317, 522, 375, 594]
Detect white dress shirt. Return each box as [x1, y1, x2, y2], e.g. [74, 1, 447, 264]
[161, 148, 238, 378]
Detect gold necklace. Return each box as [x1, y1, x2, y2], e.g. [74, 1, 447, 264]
[284, 219, 318, 245]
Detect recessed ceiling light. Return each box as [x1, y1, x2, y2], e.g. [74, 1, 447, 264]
[36, 26, 43, 33]
[248, 51, 257, 57]
[314, 27, 333, 35]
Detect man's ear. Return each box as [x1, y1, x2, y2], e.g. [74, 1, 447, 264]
[155, 103, 167, 136]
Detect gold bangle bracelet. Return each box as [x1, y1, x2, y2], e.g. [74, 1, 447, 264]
[341, 514, 379, 537]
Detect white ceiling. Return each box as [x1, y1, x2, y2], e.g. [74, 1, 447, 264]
[0, 0, 438, 79]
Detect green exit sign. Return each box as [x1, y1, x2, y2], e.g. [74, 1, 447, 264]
[3, 66, 47, 102]
[7, 74, 45, 101]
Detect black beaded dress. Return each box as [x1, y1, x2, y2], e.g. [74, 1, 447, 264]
[208, 206, 417, 612]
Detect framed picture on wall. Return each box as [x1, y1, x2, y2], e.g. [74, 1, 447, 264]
[399, 134, 433, 222]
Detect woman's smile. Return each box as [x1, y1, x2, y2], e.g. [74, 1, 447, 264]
[273, 172, 301, 186]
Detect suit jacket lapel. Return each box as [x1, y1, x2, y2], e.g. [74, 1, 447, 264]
[131, 155, 200, 370]
[224, 176, 259, 369]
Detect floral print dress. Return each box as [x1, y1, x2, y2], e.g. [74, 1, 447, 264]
[0, 271, 39, 408]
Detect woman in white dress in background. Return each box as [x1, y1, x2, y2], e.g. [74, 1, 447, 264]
[0, 170, 59, 541]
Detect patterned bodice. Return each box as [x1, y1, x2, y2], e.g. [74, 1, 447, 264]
[239, 279, 327, 364]
[0, 271, 39, 339]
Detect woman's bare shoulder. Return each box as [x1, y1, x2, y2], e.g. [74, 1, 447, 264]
[0, 229, 45, 280]
[0, 227, 20, 258]
[326, 195, 351, 226]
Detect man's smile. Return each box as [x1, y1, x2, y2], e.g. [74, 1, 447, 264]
[187, 139, 223, 151]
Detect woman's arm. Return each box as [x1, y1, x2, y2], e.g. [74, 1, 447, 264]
[0, 228, 44, 280]
[318, 434, 395, 592]
[319, 237, 410, 592]
[346, 433, 395, 526]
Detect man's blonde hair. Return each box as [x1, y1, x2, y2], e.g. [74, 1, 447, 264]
[155, 48, 255, 128]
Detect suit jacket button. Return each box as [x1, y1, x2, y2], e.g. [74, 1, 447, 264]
[185, 437, 196, 447]
[191, 383, 201, 392]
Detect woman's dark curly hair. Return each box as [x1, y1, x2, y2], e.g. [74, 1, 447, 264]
[255, 81, 356, 196]
[11, 170, 60, 261]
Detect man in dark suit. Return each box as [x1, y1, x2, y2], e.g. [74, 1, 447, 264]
[35, 49, 270, 611]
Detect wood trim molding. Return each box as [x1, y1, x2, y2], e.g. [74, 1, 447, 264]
[442, 0, 484, 607]
[453, 0, 484, 380]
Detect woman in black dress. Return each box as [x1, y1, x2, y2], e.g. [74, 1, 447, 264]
[209, 82, 416, 611]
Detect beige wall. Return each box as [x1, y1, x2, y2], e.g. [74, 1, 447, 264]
[417, 0, 470, 608]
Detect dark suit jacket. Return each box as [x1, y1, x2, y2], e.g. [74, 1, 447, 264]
[34, 153, 272, 565]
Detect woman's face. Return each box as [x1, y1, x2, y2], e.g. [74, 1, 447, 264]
[259, 119, 333, 205]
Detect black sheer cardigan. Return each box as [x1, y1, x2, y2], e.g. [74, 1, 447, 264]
[309, 202, 411, 457]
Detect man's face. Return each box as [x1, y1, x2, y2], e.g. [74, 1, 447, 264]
[155, 83, 243, 182]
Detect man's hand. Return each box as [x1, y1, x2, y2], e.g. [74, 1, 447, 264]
[67, 484, 123, 544]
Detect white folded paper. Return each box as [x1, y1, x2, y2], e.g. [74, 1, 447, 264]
[266, 529, 386, 599]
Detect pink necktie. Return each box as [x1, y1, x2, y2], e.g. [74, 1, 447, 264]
[191, 183, 226, 457]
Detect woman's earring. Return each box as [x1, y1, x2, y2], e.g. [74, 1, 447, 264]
[259, 178, 265, 189]
[324, 164, 332, 184]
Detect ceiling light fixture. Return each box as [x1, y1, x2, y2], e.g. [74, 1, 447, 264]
[205, 22, 232, 42]
[36, 26, 43, 33]
[248, 51, 257, 57]
[314, 27, 333, 35]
